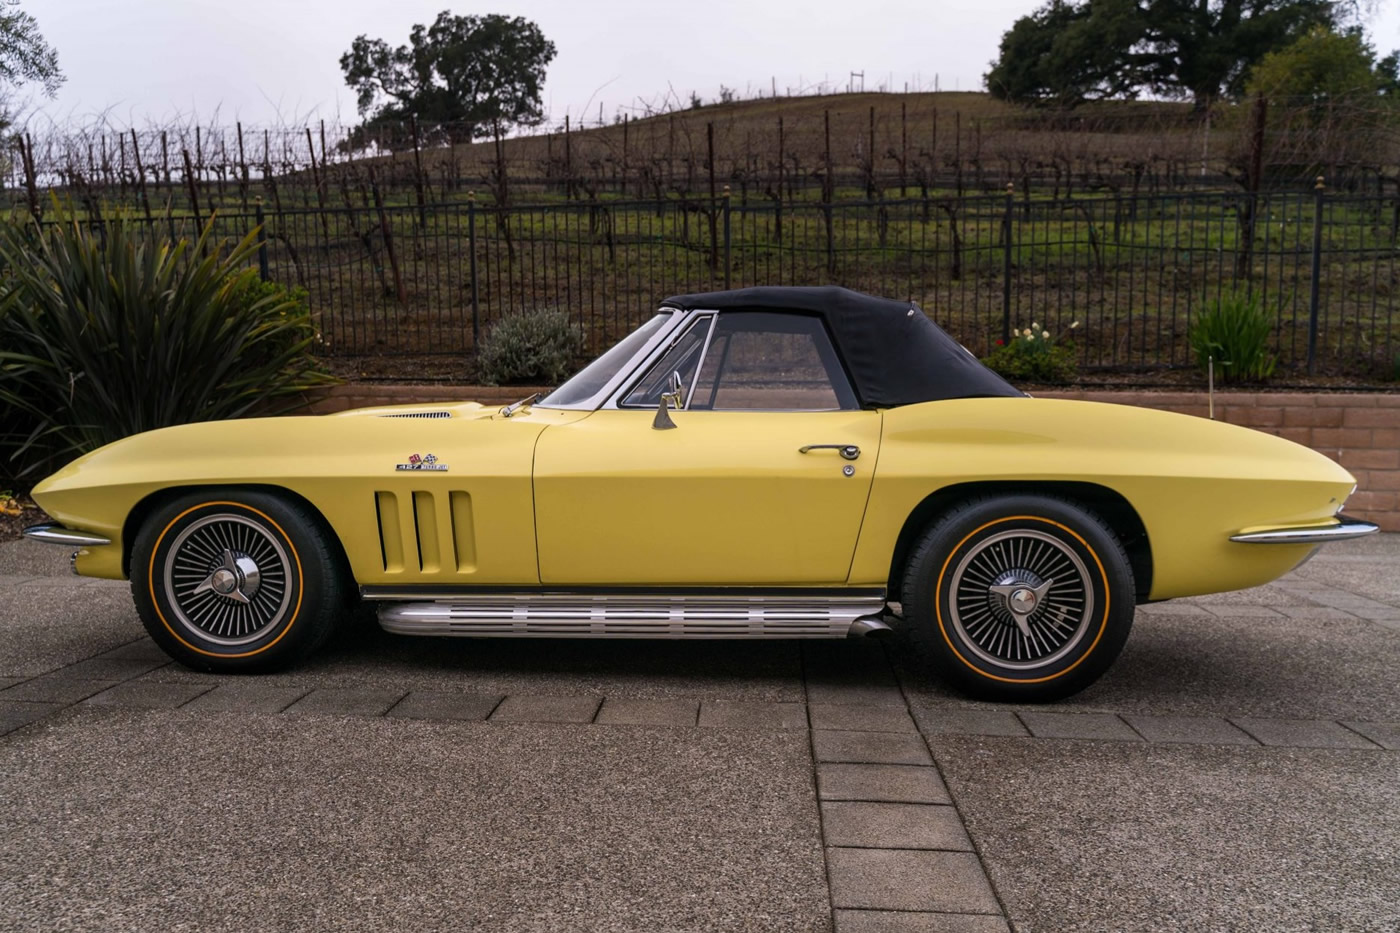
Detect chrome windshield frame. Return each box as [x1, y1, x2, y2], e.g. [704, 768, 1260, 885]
[612, 313, 717, 411]
[533, 309, 687, 411]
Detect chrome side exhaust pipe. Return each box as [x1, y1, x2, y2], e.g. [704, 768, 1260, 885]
[847, 616, 893, 638]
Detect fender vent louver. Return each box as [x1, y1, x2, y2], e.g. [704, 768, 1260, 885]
[379, 411, 453, 419]
[375, 490, 476, 574]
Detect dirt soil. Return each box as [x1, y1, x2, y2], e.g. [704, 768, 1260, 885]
[325, 354, 478, 384]
[0, 500, 47, 542]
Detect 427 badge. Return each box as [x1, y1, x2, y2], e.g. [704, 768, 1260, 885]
[396, 453, 448, 472]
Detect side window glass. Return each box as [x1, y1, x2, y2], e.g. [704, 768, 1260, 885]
[621, 317, 713, 407]
[691, 312, 857, 410]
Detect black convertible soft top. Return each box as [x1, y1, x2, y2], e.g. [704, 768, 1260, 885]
[659, 286, 1023, 408]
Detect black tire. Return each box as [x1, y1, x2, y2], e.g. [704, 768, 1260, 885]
[130, 490, 348, 673]
[901, 495, 1135, 703]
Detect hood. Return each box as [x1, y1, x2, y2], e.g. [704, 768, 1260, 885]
[332, 401, 497, 421]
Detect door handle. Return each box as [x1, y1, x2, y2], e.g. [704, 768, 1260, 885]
[799, 444, 860, 461]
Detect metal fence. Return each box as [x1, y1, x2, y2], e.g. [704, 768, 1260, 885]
[146, 186, 1399, 381]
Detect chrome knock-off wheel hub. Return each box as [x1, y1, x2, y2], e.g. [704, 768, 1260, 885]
[948, 529, 1094, 670]
[195, 550, 263, 603]
[163, 515, 292, 646]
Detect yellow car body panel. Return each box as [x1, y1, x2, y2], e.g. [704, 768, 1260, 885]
[848, 398, 1356, 600]
[33, 395, 1355, 602]
[533, 409, 883, 584]
[31, 403, 585, 584]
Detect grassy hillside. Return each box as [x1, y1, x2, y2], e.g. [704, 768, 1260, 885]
[351, 91, 1227, 208]
[15, 92, 1255, 218]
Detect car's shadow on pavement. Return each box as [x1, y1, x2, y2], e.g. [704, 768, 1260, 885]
[133, 591, 1400, 723]
[142, 603, 817, 702]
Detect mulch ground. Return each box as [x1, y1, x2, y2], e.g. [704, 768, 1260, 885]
[1, 502, 48, 542]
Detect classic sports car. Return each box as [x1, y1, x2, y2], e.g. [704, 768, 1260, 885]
[25, 287, 1378, 701]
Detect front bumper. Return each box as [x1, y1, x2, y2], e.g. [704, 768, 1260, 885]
[21, 524, 112, 547]
[1229, 515, 1380, 544]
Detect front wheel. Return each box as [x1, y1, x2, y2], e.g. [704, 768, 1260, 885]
[131, 490, 347, 673]
[901, 495, 1136, 702]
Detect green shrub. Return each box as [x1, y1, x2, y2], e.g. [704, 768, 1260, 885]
[981, 321, 1080, 384]
[0, 212, 336, 484]
[1189, 293, 1277, 383]
[476, 308, 583, 386]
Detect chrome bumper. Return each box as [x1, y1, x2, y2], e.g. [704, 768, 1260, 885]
[1229, 515, 1380, 544]
[21, 524, 112, 547]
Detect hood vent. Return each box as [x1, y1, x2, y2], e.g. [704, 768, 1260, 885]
[379, 411, 453, 419]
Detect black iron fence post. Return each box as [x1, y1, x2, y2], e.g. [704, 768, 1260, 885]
[1002, 182, 1014, 345]
[254, 197, 268, 281]
[1308, 176, 1324, 375]
[722, 184, 732, 290]
[468, 190, 480, 350]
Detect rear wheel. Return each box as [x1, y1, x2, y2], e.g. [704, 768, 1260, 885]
[901, 495, 1135, 702]
[131, 490, 347, 673]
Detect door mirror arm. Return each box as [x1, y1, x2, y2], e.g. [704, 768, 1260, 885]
[653, 370, 685, 430]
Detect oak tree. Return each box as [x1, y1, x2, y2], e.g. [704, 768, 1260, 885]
[985, 0, 1336, 110]
[0, 0, 63, 96]
[341, 12, 556, 143]
[1246, 25, 1395, 101]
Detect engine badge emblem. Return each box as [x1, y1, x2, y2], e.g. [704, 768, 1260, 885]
[396, 453, 448, 472]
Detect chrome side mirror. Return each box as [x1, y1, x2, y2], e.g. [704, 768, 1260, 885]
[653, 370, 685, 430]
[667, 370, 686, 407]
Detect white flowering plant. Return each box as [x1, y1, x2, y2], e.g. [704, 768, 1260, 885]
[981, 320, 1081, 384]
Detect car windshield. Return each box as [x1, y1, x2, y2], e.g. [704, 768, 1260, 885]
[538, 313, 672, 407]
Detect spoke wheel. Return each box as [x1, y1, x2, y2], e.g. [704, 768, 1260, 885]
[948, 528, 1093, 671]
[132, 491, 348, 674]
[164, 514, 293, 646]
[901, 495, 1136, 703]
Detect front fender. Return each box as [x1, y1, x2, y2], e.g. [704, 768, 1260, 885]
[30, 405, 575, 583]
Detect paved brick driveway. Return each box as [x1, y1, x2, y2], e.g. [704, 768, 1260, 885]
[2, 536, 1397, 932]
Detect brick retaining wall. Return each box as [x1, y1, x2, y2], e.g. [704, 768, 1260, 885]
[298, 385, 1400, 531]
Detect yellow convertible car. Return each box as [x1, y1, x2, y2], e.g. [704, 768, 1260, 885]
[24, 287, 1378, 701]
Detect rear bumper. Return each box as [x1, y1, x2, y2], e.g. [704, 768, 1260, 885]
[21, 524, 112, 547]
[1229, 515, 1379, 544]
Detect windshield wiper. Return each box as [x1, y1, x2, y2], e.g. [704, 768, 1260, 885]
[499, 392, 541, 418]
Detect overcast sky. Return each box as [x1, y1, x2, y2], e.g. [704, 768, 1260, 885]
[23, 0, 1400, 130]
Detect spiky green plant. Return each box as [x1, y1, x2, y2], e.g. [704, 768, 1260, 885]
[1189, 293, 1277, 383]
[0, 212, 336, 483]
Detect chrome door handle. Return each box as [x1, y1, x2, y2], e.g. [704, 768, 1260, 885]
[799, 444, 860, 461]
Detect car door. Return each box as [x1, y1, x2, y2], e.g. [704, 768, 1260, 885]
[533, 311, 882, 586]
